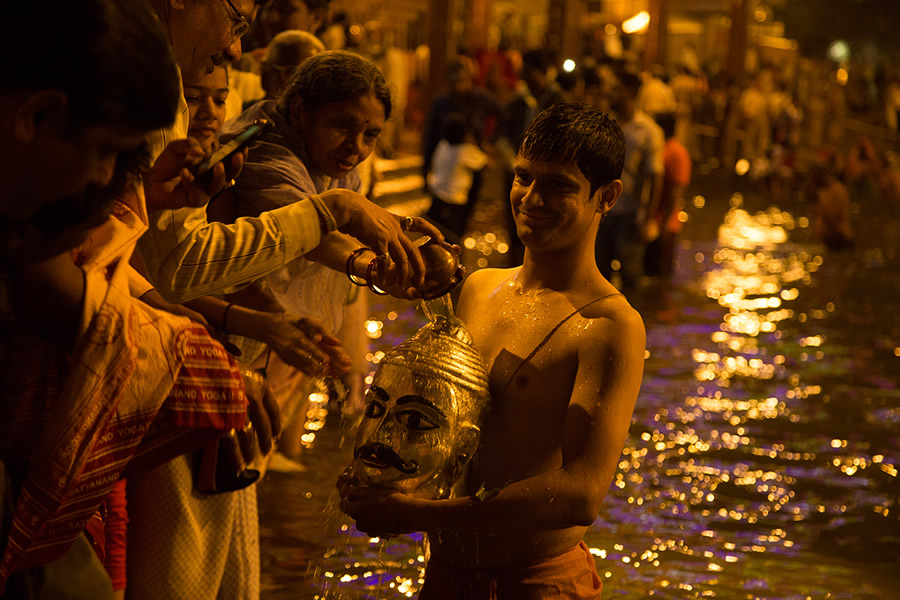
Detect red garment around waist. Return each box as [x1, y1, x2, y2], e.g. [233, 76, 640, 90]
[419, 540, 603, 600]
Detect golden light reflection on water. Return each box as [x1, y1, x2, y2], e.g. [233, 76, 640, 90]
[296, 196, 898, 600]
[298, 387, 329, 449]
[586, 195, 898, 597]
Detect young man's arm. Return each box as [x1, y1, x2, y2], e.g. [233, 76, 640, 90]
[340, 305, 646, 536]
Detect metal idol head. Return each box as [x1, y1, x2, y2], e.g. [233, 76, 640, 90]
[346, 312, 490, 499]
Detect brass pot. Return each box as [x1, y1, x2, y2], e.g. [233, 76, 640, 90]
[418, 240, 465, 299]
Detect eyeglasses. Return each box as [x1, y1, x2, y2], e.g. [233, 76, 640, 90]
[221, 0, 251, 40]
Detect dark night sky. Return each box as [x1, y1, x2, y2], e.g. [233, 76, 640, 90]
[771, 0, 900, 58]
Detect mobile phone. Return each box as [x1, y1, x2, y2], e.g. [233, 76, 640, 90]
[195, 118, 270, 176]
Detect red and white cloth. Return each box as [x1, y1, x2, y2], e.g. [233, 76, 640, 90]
[0, 194, 247, 591]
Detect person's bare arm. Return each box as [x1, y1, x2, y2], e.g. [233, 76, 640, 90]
[318, 190, 445, 286]
[340, 305, 646, 536]
[139, 288, 209, 325]
[302, 231, 364, 275]
[6, 252, 86, 349]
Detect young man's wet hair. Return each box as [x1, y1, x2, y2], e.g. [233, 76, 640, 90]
[2, 0, 179, 133]
[519, 102, 625, 196]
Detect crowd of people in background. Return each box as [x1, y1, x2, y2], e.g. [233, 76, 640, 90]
[2, 0, 900, 599]
[423, 42, 900, 274]
[230, 0, 900, 263]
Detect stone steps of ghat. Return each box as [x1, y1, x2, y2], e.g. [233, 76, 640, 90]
[371, 154, 431, 217]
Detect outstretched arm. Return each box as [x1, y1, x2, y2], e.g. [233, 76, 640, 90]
[139, 187, 444, 304]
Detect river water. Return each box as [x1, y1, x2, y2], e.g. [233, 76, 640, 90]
[258, 172, 900, 599]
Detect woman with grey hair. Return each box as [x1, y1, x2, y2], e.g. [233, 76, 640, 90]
[220, 49, 454, 443]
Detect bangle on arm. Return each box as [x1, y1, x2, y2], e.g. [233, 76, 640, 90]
[346, 247, 371, 286]
[365, 257, 388, 295]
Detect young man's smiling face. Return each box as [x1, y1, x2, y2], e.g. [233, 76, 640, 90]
[510, 154, 607, 251]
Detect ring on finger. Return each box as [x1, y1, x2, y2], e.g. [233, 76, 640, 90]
[402, 216, 415, 231]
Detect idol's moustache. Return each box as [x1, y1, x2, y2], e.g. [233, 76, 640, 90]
[354, 442, 419, 474]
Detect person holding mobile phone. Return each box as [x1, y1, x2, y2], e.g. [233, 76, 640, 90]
[138, 47, 444, 305]
[125, 62, 349, 600]
[0, 2, 274, 598]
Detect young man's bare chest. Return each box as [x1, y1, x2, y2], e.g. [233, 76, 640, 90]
[464, 285, 581, 384]
[460, 284, 586, 479]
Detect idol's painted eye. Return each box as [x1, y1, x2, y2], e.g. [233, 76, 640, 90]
[364, 399, 386, 419]
[396, 410, 438, 431]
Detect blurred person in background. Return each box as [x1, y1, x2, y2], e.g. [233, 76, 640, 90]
[811, 160, 854, 251]
[644, 112, 691, 279]
[230, 29, 326, 113]
[257, 0, 329, 45]
[260, 29, 325, 100]
[636, 64, 676, 119]
[845, 135, 883, 206]
[735, 68, 772, 179]
[595, 70, 664, 292]
[426, 112, 490, 239]
[232, 0, 330, 101]
[885, 68, 900, 132]
[520, 49, 571, 112]
[422, 58, 501, 183]
[321, 11, 349, 50]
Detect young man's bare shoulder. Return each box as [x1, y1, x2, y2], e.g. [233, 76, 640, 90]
[575, 291, 646, 350]
[458, 267, 516, 304]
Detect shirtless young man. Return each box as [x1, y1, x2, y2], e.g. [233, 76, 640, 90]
[341, 103, 646, 598]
